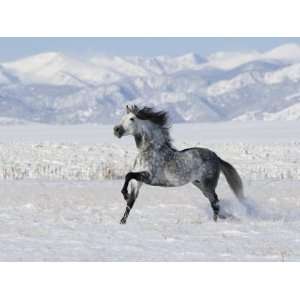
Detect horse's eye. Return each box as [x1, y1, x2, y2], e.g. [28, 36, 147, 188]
[130, 117, 135, 121]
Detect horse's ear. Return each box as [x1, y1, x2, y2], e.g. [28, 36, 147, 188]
[126, 105, 131, 114]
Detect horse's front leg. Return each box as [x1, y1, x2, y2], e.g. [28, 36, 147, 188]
[120, 171, 150, 224]
[120, 180, 142, 224]
[121, 171, 151, 200]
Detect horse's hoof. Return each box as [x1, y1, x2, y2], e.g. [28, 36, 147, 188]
[120, 217, 127, 224]
[214, 213, 227, 222]
[218, 214, 227, 219]
[121, 189, 129, 200]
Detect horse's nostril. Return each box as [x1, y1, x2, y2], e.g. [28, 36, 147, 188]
[114, 126, 124, 138]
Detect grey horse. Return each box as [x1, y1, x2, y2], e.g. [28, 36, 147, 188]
[114, 105, 245, 224]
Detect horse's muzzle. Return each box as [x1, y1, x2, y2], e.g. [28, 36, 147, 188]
[113, 125, 125, 138]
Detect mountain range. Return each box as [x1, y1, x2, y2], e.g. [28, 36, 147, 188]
[1, 43, 300, 124]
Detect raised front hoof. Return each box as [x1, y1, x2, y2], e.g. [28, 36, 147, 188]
[120, 217, 127, 224]
[121, 189, 129, 201]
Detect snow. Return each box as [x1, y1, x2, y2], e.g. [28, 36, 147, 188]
[4, 52, 123, 86]
[1, 179, 299, 261]
[263, 43, 300, 62]
[90, 55, 148, 77]
[234, 103, 300, 121]
[264, 63, 300, 84]
[0, 117, 31, 125]
[207, 50, 261, 70]
[0, 70, 11, 85]
[207, 72, 259, 96]
[207, 44, 300, 70]
[263, 103, 300, 120]
[0, 122, 299, 261]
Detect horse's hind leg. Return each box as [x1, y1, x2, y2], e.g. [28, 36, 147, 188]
[193, 180, 224, 221]
[204, 190, 222, 222]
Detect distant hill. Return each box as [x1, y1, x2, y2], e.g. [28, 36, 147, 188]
[1, 43, 300, 124]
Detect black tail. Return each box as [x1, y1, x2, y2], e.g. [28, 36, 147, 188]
[218, 157, 245, 201]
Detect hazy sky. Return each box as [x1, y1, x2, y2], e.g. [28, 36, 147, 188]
[1, 37, 300, 61]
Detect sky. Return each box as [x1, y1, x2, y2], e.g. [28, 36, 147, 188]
[1, 37, 300, 62]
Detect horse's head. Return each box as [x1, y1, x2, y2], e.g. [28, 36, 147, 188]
[113, 105, 143, 138]
[114, 105, 171, 150]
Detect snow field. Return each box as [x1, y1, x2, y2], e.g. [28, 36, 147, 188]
[0, 141, 299, 181]
[0, 179, 299, 261]
[0, 122, 299, 261]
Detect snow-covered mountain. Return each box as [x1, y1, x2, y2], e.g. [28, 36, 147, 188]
[1, 43, 300, 124]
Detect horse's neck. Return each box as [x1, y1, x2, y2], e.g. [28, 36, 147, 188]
[135, 133, 175, 158]
[135, 131, 169, 152]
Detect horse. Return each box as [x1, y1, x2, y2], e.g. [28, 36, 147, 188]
[113, 105, 245, 224]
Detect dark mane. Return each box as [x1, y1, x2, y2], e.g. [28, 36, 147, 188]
[127, 105, 175, 149]
[130, 105, 169, 127]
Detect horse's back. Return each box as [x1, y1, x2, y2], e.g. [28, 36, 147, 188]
[178, 147, 221, 181]
[179, 147, 219, 162]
